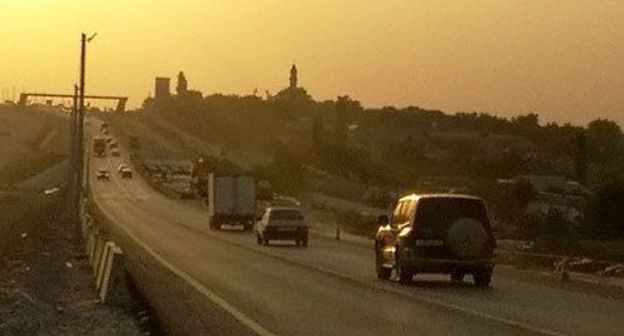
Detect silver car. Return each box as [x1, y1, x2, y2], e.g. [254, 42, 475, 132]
[255, 207, 309, 247]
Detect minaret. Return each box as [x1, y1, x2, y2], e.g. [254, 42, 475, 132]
[289, 64, 298, 89]
[176, 71, 188, 96]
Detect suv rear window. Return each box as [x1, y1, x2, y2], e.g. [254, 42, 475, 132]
[270, 210, 304, 221]
[415, 198, 489, 235]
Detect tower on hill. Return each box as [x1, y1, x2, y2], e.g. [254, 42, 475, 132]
[290, 64, 298, 89]
[272, 63, 310, 102]
[176, 71, 188, 96]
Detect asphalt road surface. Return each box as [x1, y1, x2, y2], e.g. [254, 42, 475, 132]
[88, 127, 624, 336]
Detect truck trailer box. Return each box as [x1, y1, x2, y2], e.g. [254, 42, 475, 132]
[208, 174, 256, 230]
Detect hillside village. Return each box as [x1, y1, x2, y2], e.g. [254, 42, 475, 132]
[90, 67, 624, 251]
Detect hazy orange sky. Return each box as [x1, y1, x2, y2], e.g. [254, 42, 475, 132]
[1, 1, 623, 126]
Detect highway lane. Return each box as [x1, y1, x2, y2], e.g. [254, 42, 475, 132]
[91, 157, 532, 336]
[88, 126, 624, 336]
[95, 154, 624, 336]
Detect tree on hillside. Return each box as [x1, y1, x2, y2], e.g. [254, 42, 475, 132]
[575, 132, 588, 185]
[511, 113, 540, 128]
[587, 181, 624, 239]
[335, 97, 348, 147]
[312, 116, 324, 148]
[257, 142, 305, 193]
[588, 118, 621, 136]
[587, 118, 623, 161]
[334, 96, 362, 147]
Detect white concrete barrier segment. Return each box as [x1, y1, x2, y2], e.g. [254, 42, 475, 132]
[88, 233, 102, 267]
[99, 245, 133, 306]
[92, 237, 107, 277]
[96, 241, 116, 290]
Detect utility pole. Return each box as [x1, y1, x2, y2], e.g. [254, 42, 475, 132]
[67, 85, 78, 222]
[72, 33, 95, 238]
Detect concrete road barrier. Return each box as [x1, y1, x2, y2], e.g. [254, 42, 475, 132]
[92, 237, 108, 277]
[99, 245, 133, 306]
[96, 241, 116, 290]
[82, 214, 134, 307]
[88, 233, 103, 267]
[86, 230, 96, 262]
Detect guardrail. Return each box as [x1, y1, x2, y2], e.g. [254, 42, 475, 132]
[85, 186, 272, 335]
[82, 204, 133, 306]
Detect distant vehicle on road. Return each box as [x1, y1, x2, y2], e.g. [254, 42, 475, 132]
[92, 137, 107, 157]
[96, 169, 110, 181]
[180, 187, 195, 200]
[255, 207, 308, 247]
[120, 167, 133, 179]
[271, 195, 301, 207]
[207, 174, 256, 231]
[117, 164, 128, 173]
[43, 187, 61, 195]
[111, 148, 121, 157]
[374, 194, 496, 287]
[109, 141, 118, 149]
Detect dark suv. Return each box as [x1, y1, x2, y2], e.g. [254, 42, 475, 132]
[374, 194, 496, 287]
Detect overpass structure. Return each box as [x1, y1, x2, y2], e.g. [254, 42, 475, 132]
[19, 92, 128, 112]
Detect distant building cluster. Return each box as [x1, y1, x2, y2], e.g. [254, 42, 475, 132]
[500, 175, 590, 225]
[152, 64, 308, 102]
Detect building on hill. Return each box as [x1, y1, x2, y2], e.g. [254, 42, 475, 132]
[145, 72, 204, 111]
[174, 71, 203, 100]
[273, 63, 311, 102]
[155, 77, 171, 99]
[497, 175, 591, 226]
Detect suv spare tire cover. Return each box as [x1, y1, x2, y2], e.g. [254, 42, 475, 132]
[446, 218, 488, 260]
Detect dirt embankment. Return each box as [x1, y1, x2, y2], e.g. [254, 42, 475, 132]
[0, 197, 147, 335]
[0, 192, 61, 258]
[0, 105, 69, 190]
[0, 104, 72, 257]
[0, 105, 149, 336]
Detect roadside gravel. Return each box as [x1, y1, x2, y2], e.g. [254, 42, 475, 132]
[0, 199, 149, 336]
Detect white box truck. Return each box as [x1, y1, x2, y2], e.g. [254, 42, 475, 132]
[208, 174, 256, 230]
